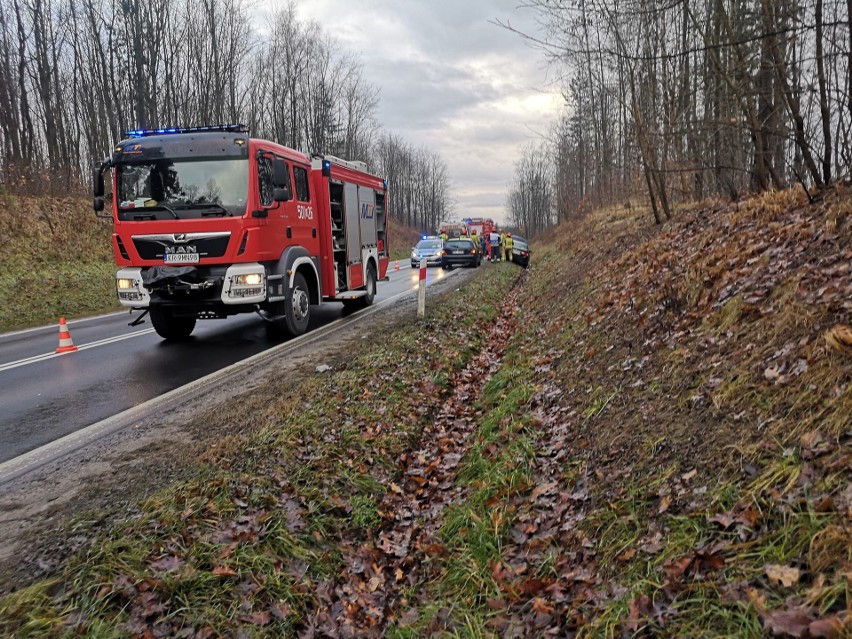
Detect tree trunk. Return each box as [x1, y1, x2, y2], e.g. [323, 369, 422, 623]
[815, 0, 832, 184]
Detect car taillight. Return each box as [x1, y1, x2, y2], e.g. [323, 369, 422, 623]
[471, 249, 476, 254]
[441, 249, 446, 255]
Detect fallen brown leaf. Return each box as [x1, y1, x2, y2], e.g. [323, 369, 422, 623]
[530, 481, 559, 501]
[808, 615, 847, 638]
[762, 606, 813, 637]
[765, 564, 801, 588]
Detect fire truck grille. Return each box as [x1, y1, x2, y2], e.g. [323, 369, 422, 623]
[132, 234, 231, 260]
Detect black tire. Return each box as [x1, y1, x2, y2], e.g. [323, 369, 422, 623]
[267, 272, 310, 338]
[362, 263, 377, 306]
[149, 306, 196, 340]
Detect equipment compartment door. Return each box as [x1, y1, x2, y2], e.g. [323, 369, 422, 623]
[344, 182, 361, 264]
[358, 187, 377, 250]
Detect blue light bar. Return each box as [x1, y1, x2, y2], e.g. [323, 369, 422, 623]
[123, 124, 248, 138]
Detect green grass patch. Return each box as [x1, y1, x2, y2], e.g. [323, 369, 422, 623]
[0, 195, 119, 332]
[388, 353, 540, 634]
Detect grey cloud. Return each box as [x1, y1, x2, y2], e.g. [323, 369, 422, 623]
[292, 0, 557, 222]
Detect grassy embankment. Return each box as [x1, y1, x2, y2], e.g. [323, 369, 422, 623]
[0, 193, 419, 333]
[1, 187, 849, 637]
[0, 194, 118, 332]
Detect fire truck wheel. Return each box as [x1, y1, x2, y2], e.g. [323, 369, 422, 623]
[363, 264, 377, 306]
[268, 271, 310, 338]
[149, 306, 196, 340]
[343, 263, 377, 311]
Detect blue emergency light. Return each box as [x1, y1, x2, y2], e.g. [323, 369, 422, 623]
[123, 124, 248, 137]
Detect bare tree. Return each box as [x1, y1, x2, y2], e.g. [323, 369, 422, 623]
[0, 0, 450, 216]
[509, 0, 851, 224]
[508, 142, 554, 236]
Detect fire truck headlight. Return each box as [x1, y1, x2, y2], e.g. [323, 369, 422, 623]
[233, 273, 263, 286]
[222, 264, 266, 304]
[116, 278, 135, 290]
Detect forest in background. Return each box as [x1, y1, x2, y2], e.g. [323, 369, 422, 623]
[3, 0, 852, 238]
[505, 0, 852, 234]
[0, 0, 453, 233]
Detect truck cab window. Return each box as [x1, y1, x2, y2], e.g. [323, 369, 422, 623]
[294, 166, 310, 202]
[258, 156, 290, 207]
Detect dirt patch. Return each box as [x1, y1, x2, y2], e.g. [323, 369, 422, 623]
[0, 267, 481, 594]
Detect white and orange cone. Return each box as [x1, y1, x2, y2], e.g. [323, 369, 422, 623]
[55, 317, 78, 354]
[394, 260, 400, 271]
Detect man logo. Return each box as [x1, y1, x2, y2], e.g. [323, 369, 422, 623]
[360, 203, 374, 219]
[165, 245, 197, 254]
[172, 234, 188, 242]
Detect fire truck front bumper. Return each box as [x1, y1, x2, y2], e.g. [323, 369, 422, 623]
[116, 268, 151, 307]
[116, 264, 268, 309]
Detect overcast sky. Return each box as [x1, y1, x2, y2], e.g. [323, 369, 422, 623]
[289, 0, 564, 224]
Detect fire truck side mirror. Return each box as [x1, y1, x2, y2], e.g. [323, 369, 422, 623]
[92, 165, 112, 217]
[93, 166, 104, 197]
[272, 159, 291, 202]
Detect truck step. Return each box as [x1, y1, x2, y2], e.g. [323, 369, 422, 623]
[332, 291, 368, 301]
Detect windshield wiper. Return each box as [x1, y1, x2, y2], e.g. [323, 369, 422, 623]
[174, 202, 232, 217]
[140, 204, 180, 219]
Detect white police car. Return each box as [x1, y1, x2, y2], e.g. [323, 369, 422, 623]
[411, 236, 444, 268]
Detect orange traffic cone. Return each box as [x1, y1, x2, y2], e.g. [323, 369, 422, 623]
[394, 260, 400, 271]
[55, 317, 78, 354]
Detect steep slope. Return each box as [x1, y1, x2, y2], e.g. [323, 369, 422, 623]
[0, 195, 117, 332]
[468, 187, 851, 636]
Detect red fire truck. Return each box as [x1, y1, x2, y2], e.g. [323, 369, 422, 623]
[93, 125, 389, 340]
[463, 217, 495, 238]
[438, 221, 466, 239]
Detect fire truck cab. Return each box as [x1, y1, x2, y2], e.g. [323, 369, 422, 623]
[93, 125, 389, 340]
[463, 217, 495, 239]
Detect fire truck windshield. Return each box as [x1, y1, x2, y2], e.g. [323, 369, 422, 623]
[116, 158, 248, 220]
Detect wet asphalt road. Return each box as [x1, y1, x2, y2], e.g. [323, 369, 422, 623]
[0, 265, 455, 464]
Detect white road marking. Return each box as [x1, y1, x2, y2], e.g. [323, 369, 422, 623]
[0, 329, 156, 373]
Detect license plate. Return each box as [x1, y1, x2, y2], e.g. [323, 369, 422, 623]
[453, 250, 463, 255]
[164, 253, 200, 264]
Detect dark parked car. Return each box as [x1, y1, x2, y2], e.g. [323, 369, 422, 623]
[441, 238, 480, 269]
[511, 234, 531, 267]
